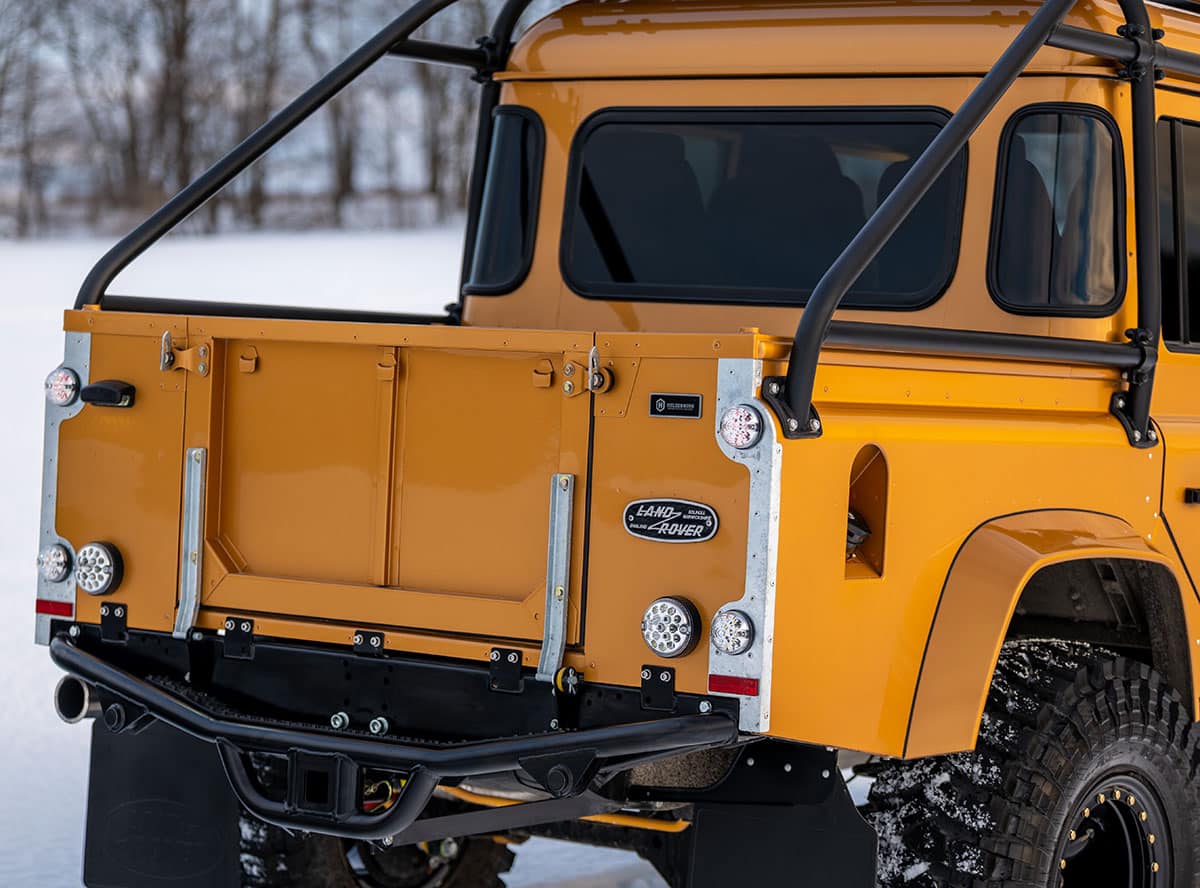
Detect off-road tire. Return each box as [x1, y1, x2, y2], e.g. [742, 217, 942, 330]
[860, 639, 1200, 886]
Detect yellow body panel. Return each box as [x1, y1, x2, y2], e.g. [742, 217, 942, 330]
[45, 0, 1200, 762]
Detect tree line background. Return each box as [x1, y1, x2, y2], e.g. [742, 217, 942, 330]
[0, 0, 520, 239]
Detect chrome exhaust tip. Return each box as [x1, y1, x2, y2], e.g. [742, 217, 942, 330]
[54, 674, 100, 724]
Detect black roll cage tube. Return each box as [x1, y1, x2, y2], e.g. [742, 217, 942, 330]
[75, 0, 1189, 448]
[775, 0, 1167, 448]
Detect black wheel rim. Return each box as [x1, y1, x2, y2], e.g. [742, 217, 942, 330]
[1055, 772, 1172, 887]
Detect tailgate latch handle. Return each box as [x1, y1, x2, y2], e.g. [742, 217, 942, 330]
[587, 346, 613, 394]
[160, 330, 211, 377]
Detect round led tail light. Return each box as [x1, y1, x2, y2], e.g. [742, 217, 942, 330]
[37, 544, 72, 583]
[76, 542, 123, 596]
[719, 405, 763, 450]
[45, 367, 80, 407]
[711, 609, 755, 655]
[641, 596, 701, 658]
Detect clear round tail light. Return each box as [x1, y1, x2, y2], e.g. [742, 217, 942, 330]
[641, 596, 701, 658]
[37, 544, 72, 583]
[710, 608, 755, 655]
[76, 542, 123, 596]
[719, 405, 763, 449]
[45, 367, 80, 407]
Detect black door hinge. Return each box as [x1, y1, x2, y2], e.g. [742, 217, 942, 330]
[222, 617, 254, 660]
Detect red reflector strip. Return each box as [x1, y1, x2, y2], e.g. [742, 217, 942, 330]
[708, 674, 760, 697]
[35, 599, 73, 617]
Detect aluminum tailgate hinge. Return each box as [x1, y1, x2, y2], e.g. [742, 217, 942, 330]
[160, 330, 211, 377]
[536, 474, 574, 683]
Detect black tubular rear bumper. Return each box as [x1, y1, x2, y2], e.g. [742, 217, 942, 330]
[49, 636, 739, 840]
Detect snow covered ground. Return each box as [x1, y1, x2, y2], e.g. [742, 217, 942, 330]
[0, 229, 666, 887]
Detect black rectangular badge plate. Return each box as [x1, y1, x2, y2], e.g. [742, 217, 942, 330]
[649, 393, 703, 419]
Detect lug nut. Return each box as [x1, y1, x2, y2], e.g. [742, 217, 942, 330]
[368, 716, 389, 736]
[330, 711, 350, 730]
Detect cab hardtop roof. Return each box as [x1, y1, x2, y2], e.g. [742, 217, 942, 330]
[503, 0, 1200, 80]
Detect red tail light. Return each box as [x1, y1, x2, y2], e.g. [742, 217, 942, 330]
[708, 674, 760, 696]
[36, 599, 73, 617]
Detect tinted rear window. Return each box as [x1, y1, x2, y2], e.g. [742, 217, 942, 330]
[562, 109, 967, 309]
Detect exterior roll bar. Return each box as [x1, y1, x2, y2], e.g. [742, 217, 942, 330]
[73, 0, 538, 311]
[772, 0, 1164, 448]
[74, 0, 1183, 447]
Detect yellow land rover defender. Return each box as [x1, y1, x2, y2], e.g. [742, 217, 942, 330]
[38, 0, 1200, 885]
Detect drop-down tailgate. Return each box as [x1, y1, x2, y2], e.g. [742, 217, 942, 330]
[56, 311, 594, 647]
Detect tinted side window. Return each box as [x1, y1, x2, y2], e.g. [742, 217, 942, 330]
[465, 108, 544, 295]
[1158, 118, 1200, 346]
[991, 107, 1122, 314]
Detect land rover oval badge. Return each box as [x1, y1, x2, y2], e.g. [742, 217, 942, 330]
[624, 499, 718, 543]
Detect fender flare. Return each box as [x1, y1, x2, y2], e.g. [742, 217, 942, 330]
[903, 509, 1179, 759]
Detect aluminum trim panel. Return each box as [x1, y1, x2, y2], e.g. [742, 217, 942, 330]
[536, 473, 574, 681]
[710, 358, 781, 733]
[36, 333, 91, 644]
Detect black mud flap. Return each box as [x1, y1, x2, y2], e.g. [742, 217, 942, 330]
[84, 720, 240, 888]
[641, 744, 877, 888]
[686, 781, 876, 888]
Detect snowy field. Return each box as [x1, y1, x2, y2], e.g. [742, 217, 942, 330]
[0, 229, 666, 887]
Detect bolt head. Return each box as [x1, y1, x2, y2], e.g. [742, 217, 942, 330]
[114, 606, 124, 618]
[698, 700, 712, 713]
[507, 652, 519, 664]
[641, 668, 652, 681]
[199, 346, 209, 359]
[100, 605, 109, 616]
[767, 381, 781, 396]
[549, 718, 560, 730]
[191, 631, 203, 642]
[330, 712, 349, 730]
[809, 417, 821, 432]
[68, 625, 80, 638]
[489, 650, 500, 661]
[660, 670, 671, 682]
[225, 618, 235, 630]
[1149, 429, 1158, 441]
[1134, 430, 1143, 442]
[786, 418, 799, 432]
[240, 621, 251, 632]
[381, 836, 394, 847]
[1117, 397, 1126, 409]
[563, 363, 575, 376]
[821, 769, 831, 779]
[559, 476, 570, 490]
[353, 634, 363, 645]
[197, 363, 208, 375]
[562, 381, 574, 394]
[369, 635, 381, 647]
[368, 717, 388, 735]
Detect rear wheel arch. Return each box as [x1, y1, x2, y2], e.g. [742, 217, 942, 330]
[904, 510, 1193, 759]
